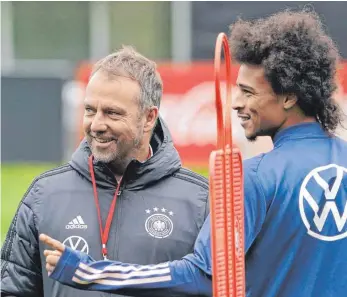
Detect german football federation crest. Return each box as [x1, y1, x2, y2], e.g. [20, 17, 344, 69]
[145, 207, 174, 239]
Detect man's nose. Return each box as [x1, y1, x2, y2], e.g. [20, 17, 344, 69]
[90, 112, 107, 133]
[232, 92, 246, 111]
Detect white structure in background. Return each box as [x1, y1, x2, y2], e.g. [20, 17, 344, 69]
[171, 1, 192, 62]
[61, 80, 85, 161]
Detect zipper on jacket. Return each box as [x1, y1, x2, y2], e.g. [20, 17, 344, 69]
[111, 185, 124, 261]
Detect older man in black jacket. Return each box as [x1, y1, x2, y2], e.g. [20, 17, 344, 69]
[1, 46, 209, 297]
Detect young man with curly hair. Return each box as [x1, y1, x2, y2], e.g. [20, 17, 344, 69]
[39, 10, 347, 297]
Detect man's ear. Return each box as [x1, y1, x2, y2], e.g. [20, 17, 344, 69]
[283, 94, 298, 110]
[143, 106, 159, 133]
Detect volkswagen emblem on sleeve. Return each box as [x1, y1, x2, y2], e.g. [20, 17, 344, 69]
[145, 207, 174, 239]
[63, 236, 89, 254]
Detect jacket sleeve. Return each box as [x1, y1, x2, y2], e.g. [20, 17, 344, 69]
[204, 188, 210, 220]
[1, 183, 43, 297]
[243, 158, 267, 252]
[49, 217, 213, 297]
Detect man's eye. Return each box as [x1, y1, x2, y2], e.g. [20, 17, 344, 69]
[243, 89, 253, 97]
[108, 111, 120, 116]
[85, 108, 94, 113]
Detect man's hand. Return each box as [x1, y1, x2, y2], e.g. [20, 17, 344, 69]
[39, 234, 65, 275]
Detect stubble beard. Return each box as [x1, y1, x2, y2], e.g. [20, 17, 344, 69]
[87, 130, 143, 176]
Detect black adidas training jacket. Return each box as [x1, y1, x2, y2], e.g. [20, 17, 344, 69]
[1, 117, 209, 297]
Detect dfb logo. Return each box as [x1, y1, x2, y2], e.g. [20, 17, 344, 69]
[145, 207, 174, 239]
[299, 164, 347, 241]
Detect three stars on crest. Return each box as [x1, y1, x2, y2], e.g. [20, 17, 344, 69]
[145, 207, 174, 216]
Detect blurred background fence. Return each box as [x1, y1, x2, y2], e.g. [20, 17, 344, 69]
[1, 1, 347, 240]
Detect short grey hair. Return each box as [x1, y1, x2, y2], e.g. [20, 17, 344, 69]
[91, 45, 163, 111]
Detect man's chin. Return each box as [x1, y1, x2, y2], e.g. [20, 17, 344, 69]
[92, 153, 115, 163]
[91, 146, 116, 163]
[245, 133, 258, 142]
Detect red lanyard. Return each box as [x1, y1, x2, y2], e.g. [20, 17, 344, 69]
[88, 155, 122, 260]
[87, 148, 151, 260]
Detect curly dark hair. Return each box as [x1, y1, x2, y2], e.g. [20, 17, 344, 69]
[229, 9, 343, 133]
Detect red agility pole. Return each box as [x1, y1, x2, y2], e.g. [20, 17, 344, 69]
[210, 33, 245, 297]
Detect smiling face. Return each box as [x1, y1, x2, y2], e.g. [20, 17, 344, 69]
[83, 70, 147, 172]
[232, 64, 290, 141]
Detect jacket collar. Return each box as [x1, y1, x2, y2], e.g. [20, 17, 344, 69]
[273, 122, 329, 148]
[69, 116, 182, 190]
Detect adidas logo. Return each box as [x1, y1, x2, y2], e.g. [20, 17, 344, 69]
[66, 215, 88, 230]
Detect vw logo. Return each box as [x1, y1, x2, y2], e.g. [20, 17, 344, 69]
[63, 236, 89, 254]
[299, 164, 347, 241]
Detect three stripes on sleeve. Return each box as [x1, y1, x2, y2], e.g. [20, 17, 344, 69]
[72, 260, 172, 287]
[50, 245, 210, 295]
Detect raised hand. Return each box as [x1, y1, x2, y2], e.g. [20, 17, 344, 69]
[39, 234, 65, 275]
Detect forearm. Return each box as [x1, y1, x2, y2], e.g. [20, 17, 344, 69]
[50, 247, 212, 297]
